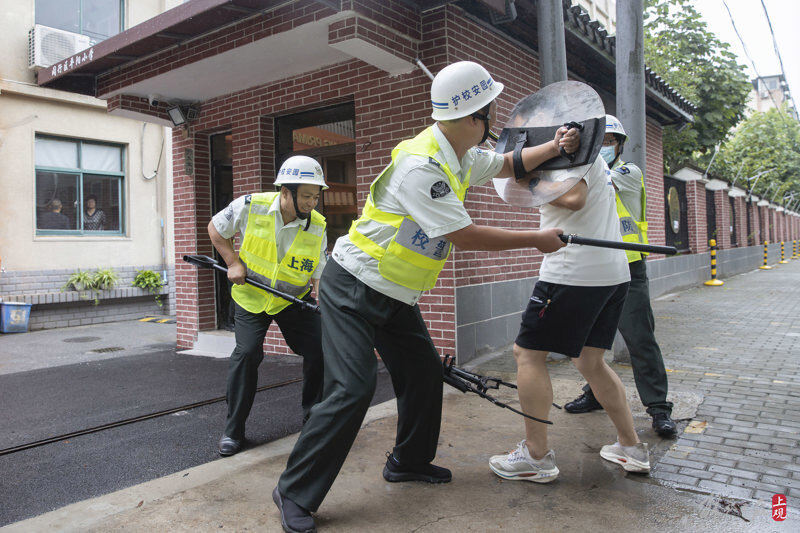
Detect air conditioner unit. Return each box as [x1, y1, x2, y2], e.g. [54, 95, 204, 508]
[759, 90, 769, 98]
[29, 24, 91, 71]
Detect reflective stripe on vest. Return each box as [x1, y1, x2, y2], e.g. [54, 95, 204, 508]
[232, 192, 325, 314]
[614, 163, 649, 262]
[348, 127, 470, 292]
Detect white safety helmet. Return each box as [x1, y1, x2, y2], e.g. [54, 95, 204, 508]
[605, 114, 628, 144]
[430, 61, 504, 121]
[274, 155, 328, 190]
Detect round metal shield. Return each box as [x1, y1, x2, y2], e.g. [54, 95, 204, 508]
[493, 81, 606, 207]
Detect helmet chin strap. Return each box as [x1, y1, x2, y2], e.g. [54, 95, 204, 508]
[613, 139, 624, 167]
[292, 193, 310, 220]
[471, 110, 492, 145]
[283, 185, 312, 229]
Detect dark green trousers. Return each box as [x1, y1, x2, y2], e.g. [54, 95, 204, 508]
[584, 259, 673, 416]
[279, 260, 443, 512]
[224, 296, 323, 440]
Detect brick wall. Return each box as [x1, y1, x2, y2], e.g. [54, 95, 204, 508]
[155, 2, 680, 356]
[644, 122, 667, 255]
[714, 191, 731, 249]
[686, 180, 707, 253]
[748, 199, 760, 246]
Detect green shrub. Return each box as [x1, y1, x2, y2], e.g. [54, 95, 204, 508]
[62, 269, 95, 292]
[133, 269, 165, 307]
[93, 268, 120, 290]
[61, 269, 100, 305]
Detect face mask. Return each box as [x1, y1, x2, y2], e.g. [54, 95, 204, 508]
[600, 145, 617, 165]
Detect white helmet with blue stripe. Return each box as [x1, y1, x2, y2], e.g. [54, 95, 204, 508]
[430, 61, 504, 121]
[275, 155, 328, 190]
[605, 114, 628, 144]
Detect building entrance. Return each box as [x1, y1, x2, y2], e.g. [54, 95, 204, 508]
[275, 103, 358, 249]
[210, 132, 234, 330]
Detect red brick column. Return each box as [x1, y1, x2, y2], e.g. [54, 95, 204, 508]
[747, 198, 760, 246]
[733, 195, 747, 247]
[686, 180, 708, 253]
[714, 190, 731, 249]
[174, 129, 214, 348]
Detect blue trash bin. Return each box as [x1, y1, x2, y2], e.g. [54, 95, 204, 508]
[0, 302, 32, 333]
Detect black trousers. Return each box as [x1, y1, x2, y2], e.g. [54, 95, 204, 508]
[224, 295, 323, 440]
[278, 260, 443, 512]
[584, 259, 673, 415]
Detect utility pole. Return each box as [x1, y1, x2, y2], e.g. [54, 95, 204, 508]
[537, 0, 567, 86]
[616, 0, 646, 173]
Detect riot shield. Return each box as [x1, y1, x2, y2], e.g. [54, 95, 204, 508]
[493, 81, 606, 207]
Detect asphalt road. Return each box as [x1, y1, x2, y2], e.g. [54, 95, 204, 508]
[0, 349, 395, 527]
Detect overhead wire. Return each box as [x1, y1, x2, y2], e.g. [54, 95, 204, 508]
[720, 0, 792, 128]
[759, 0, 798, 117]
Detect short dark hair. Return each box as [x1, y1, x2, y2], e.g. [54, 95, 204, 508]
[86, 194, 98, 202]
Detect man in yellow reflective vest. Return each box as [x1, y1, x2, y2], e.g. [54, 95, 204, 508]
[273, 61, 576, 533]
[208, 155, 328, 457]
[564, 115, 677, 438]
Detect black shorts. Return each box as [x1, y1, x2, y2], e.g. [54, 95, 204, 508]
[515, 280, 630, 358]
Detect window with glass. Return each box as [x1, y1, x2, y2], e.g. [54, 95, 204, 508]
[35, 136, 124, 235]
[35, 0, 123, 42]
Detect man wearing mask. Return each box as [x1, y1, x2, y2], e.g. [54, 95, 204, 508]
[564, 115, 677, 438]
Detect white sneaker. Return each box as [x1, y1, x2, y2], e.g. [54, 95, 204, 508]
[489, 440, 559, 483]
[600, 441, 651, 473]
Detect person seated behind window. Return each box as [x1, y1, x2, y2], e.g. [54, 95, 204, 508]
[84, 194, 107, 231]
[39, 199, 70, 230]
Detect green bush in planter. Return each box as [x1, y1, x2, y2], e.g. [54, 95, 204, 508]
[133, 269, 165, 307]
[93, 268, 120, 291]
[62, 269, 96, 292]
[61, 269, 100, 305]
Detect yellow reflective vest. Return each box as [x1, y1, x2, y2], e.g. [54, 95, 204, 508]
[613, 161, 649, 263]
[233, 192, 325, 315]
[348, 127, 470, 292]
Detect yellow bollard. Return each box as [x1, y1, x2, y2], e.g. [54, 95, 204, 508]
[759, 240, 773, 270]
[793, 240, 798, 260]
[704, 239, 724, 286]
[779, 242, 789, 264]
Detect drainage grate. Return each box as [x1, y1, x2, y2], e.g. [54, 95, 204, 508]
[88, 346, 125, 353]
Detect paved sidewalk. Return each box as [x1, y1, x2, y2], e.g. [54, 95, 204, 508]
[2, 260, 799, 531]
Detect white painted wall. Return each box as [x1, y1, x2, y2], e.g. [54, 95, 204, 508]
[0, 1, 174, 272]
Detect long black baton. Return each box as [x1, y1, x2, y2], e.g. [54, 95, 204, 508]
[182, 255, 320, 314]
[559, 234, 678, 255]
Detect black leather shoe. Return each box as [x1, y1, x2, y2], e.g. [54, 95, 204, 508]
[652, 413, 678, 437]
[273, 486, 316, 533]
[217, 435, 241, 456]
[382, 452, 452, 483]
[564, 392, 603, 413]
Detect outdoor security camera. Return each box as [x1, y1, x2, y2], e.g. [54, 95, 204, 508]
[147, 94, 163, 107]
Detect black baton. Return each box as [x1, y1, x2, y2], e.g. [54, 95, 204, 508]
[182, 254, 320, 313]
[559, 234, 678, 255]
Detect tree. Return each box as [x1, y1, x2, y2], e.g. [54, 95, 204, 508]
[644, 0, 752, 173]
[715, 105, 800, 203]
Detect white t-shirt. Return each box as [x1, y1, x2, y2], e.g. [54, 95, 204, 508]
[332, 124, 506, 305]
[539, 157, 630, 286]
[211, 194, 327, 280]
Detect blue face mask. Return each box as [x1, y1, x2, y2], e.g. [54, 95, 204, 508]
[600, 145, 617, 165]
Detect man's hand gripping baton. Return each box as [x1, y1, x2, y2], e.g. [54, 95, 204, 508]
[183, 255, 320, 313]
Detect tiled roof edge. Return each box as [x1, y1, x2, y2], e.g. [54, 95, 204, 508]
[563, 0, 697, 116]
